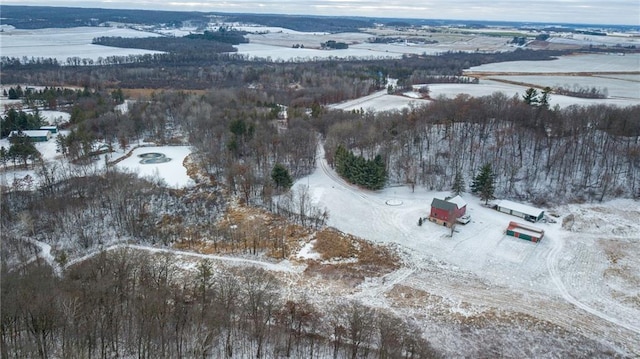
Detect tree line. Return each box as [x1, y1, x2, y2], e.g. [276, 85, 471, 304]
[1, 48, 567, 92]
[91, 34, 240, 55]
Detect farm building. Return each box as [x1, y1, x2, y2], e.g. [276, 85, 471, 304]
[506, 221, 545, 242]
[429, 195, 467, 226]
[494, 200, 544, 223]
[40, 126, 58, 134]
[9, 130, 51, 142]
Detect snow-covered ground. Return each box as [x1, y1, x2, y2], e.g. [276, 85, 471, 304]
[328, 89, 427, 112]
[114, 146, 194, 188]
[289, 144, 640, 355]
[466, 53, 640, 74]
[0, 26, 164, 63]
[236, 30, 515, 61]
[548, 33, 640, 48]
[432, 79, 640, 107]
[328, 79, 639, 112]
[0, 128, 194, 190]
[487, 74, 640, 99]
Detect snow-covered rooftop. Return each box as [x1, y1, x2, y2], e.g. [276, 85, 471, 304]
[447, 195, 467, 209]
[10, 130, 50, 138]
[495, 199, 544, 217]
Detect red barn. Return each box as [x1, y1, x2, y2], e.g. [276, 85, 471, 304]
[429, 195, 467, 226]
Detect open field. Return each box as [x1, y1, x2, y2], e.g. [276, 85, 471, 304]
[466, 53, 640, 74]
[486, 74, 640, 99]
[0, 26, 164, 63]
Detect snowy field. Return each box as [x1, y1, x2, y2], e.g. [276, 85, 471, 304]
[0, 26, 164, 63]
[236, 30, 515, 61]
[234, 42, 407, 61]
[328, 89, 427, 112]
[548, 33, 640, 48]
[290, 145, 640, 355]
[488, 74, 640, 99]
[325, 51, 640, 111]
[466, 53, 640, 74]
[328, 79, 640, 112]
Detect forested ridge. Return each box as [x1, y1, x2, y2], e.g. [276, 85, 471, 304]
[0, 5, 373, 33]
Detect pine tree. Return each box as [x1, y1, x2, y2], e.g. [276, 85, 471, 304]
[471, 163, 495, 205]
[539, 87, 552, 108]
[451, 170, 465, 195]
[522, 87, 539, 106]
[7, 88, 18, 100]
[334, 145, 387, 190]
[271, 163, 293, 190]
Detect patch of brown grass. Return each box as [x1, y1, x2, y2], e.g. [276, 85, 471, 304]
[304, 228, 400, 284]
[170, 201, 400, 283]
[175, 204, 312, 259]
[313, 229, 358, 260]
[313, 228, 399, 270]
[356, 239, 399, 269]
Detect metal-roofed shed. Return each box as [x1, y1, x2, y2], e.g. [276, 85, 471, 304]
[495, 200, 544, 223]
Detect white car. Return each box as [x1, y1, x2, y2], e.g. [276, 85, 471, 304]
[456, 215, 471, 224]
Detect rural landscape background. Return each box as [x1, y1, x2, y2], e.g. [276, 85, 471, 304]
[1, 4, 639, 358]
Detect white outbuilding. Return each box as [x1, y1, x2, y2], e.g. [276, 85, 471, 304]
[494, 200, 544, 223]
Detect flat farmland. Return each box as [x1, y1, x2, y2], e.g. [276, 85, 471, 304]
[0, 26, 164, 63]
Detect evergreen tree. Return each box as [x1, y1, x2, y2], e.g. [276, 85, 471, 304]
[471, 163, 495, 205]
[7, 87, 18, 100]
[271, 163, 293, 190]
[334, 145, 387, 190]
[539, 87, 552, 108]
[8, 132, 41, 168]
[111, 88, 125, 104]
[451, 170, 465, 195]
[0, 146, 7, 167]
[522, 87, 539, 106]
[370, 154, 387, 190]
[1, 109, 45, 138]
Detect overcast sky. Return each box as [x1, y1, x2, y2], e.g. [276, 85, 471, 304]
[5, 0, 640, 26]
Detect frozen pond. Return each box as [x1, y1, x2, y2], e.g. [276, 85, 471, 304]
[116, 146, 194, 188]
[138, 152, 172, 164]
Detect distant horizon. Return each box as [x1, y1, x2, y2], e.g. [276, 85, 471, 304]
[1, 1, 638, 27]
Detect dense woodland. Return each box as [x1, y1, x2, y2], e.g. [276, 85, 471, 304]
[1, 253, 442, 359]
[1, 48, 567, 92]
[320, 95, 640, 202]
[1, 8, 640, 357]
